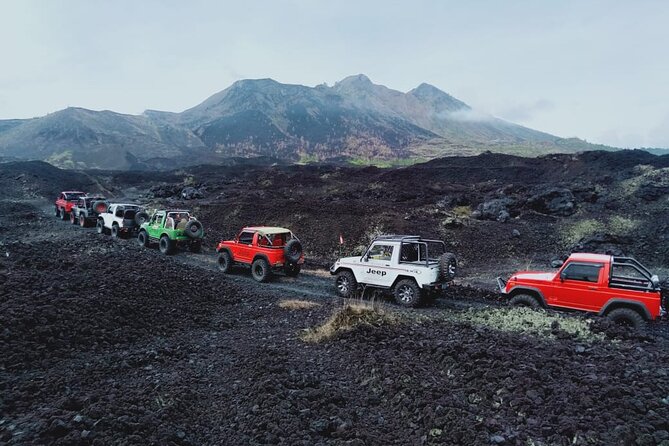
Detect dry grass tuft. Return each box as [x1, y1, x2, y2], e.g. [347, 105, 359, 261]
[278, 299, 322, 310]
[301, 302, 399, 343]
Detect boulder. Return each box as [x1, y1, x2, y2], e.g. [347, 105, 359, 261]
[473, 198, 515, 222]
[181, 187, 204, 200]
[527, 188, 575, 216]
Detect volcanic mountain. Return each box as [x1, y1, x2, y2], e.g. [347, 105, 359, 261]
[0, 75, 610, 169]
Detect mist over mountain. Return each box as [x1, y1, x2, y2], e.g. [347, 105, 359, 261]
[0, 75, 612, 170]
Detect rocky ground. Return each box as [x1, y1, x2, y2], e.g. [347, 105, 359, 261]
[2, 151, 669, 445]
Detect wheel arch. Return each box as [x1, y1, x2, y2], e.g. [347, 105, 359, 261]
[507, 286, 547, 307]
[252, 253, 270, 264]
[599, 299, 651, 320]
[391, 275, 420, 290]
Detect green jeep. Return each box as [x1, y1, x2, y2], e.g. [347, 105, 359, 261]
[137, 209, 204, 255]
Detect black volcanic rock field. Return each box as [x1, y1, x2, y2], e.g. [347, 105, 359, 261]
[2, 150, 669, 445]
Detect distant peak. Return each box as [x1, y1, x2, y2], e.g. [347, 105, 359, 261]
[334, 74, 374, 89]
[229, 78, 280, 90]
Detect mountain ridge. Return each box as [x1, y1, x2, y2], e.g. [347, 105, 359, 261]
[0, 75, 614, 170]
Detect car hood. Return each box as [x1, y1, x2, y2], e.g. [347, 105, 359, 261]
[510, 272, 555, 282]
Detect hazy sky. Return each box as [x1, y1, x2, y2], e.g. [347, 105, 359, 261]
[1, 0, 668, 148]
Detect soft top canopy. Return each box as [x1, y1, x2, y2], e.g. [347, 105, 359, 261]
[244, 226, 291, 235]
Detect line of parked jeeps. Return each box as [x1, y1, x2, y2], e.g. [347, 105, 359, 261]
[55, 190, 667, 328]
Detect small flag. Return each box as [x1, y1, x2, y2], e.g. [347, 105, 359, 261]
[339, 234, 344, 245]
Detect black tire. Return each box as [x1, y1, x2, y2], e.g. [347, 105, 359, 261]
[607, 307, 646, 330]
[138, 230, 149, 248]
[218, 251, 232, 273]
[439, 252, 457, 281]
[60, 208, 67, 221]
[134, 211, 150, 226]
[509, 294, 541, 309]
[96, 219, 105, 234]
[251, 257, 272, 283]
[55, 206, 60, 218]
[394, 279, 422, 307]
[70, 212, 77, 225]
[92, 200, 108, 215]
[111, 224, 120, 239]
[189, 241, 202, 253]
[285, 264, 301, 277]
[184, 220, 204, 239]
[79, 214, 87, 227]
[335, 270, 357, 298]
[159, 235, 174, 255]
[284, 239, 303, 263]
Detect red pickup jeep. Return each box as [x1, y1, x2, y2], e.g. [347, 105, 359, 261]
[216, 226, 304, 282]
[498, 253, 667, 329]
[54, 191, 86, 220]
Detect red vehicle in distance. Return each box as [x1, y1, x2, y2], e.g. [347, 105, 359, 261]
[54, 191, 86, 220]
[498, 253, 666, 329]
[216, 226, 304, 282]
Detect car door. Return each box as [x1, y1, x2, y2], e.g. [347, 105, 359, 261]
[235, 231, 255, 263]
[359, 243, 396, 287]
[550, 262, 607, 311]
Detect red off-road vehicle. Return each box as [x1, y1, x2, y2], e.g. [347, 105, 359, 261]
[54, 191, 86, 220]
[498, 253, 667, 329]
[216, 226, 304, 282]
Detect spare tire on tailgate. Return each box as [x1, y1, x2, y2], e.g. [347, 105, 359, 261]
[284, 239, 303, 264]
[134, 211, 150, 226]
[92, 200, 108, 214]
[439, 252, 457, 281]
[185, 220, 204, 239]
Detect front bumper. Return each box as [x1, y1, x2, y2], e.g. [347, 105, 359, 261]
[496, 277, 508, 293]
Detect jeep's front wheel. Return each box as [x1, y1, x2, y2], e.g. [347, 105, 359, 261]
[111, 224, 120, 239]
[218, 251, 232, 273]
[509, 294, 540, 309]
[79, 214, 87, 227]
[138, 230, 149, 248]
[60, 208, 67, 221]
[70, 212, 77, 225]
[607, 308, 646, 330]
[159, 235, 174, 255]
[54, 206, 60, 218]
[96, 220, 105, 234]
[251, 258, 272, 283]
[335, 270, 357, 298]
[285, 264, 301, 277]
[394, 279, 422, 307]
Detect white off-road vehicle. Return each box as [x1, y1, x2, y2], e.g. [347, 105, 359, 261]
[330, 235, 457, 307]
[96, 203, 149, 239]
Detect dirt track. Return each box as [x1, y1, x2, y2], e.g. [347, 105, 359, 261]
[2, 198, 669, 445]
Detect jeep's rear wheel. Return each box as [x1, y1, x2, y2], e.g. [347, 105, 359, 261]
[218, 251, 232, 273]
[251, 258, 272, 283]
[335, 270, 357, 298]
[394, 279, 422, 307]
[55, 206, 60, 218]
[159, 235, 174, 255]
[285, 263, 301, 277]
[79, 214, 87, 227]
[111, 224, 120, 239]
[607, 307, 646, 330]
[96, 220, 105, 234]
[70, 212, 77, 225]
[509, 294, 540, 308]
[60, 208, 67, 220]
[138, 230, 149, 248]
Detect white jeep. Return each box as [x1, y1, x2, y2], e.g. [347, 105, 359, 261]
[96, 203, 148, 239]
[330, 235, 457, 307]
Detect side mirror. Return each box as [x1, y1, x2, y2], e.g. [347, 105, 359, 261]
[551, 259, 564, 268]
[651, 275, 660, 288]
